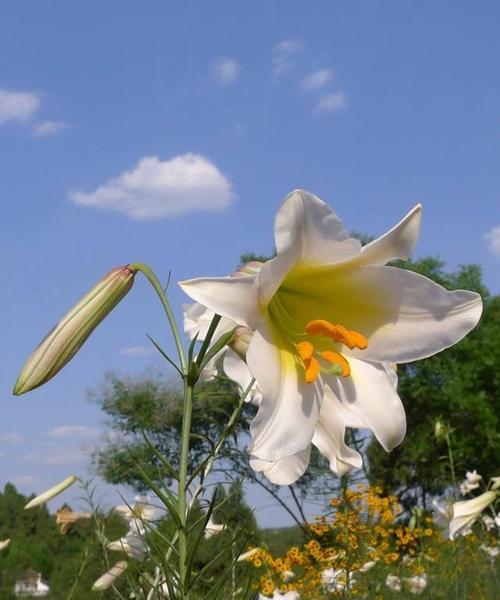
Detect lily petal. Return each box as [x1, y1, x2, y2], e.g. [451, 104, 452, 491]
[247, 317, 321, 463]
[279, 264, 482, 363]
[274, 189, 361, 266]
[179, 275, 260, 328]
[328, 358, 406, 451]
[357, 204, 422, 266]
[250, 447, 311, 485]
[223, 349, 262, 405]
[312, 386, 363, 475]
[450, 491, 497, 540]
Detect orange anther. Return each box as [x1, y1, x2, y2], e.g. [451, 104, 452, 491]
[297, 341, 314, 361]
[304, 356, 320, 383]
[320, 351, 351, 377]
[305, 319, 368, 351]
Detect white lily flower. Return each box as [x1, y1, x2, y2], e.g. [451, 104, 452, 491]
[114, 495, 163, 526]
[180, 190, 482, 484]
[0, 539, 10, 551]
[204, 516, 226, 539]
[107, 529, 149, 561]
[24, 475, 78, 509]
[359, 560, 377, 573]
[92, 561, 128, 591]
[449, 491, 497, 540]
[321, 568, 354, 591]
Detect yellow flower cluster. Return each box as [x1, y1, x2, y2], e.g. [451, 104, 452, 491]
[249, 485, 436, 598]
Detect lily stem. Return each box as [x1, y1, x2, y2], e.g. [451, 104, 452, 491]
[130, 262, 187, 374]
[178, 381, 194, 599]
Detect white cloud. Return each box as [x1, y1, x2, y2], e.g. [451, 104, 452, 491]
[212, 58, 239, 85]
[0, 432, 25, 444]
[312, 91, 347, 114]
[70, 153, 233, 220]
[272, 39, 301, 76]
[46, 425, 100, 439]
[12, 475, 38, 486]
[44, 449, 87, 465]
[301, 68, 334, 92]
[32, 120, 68, 137]
[120, 345, 154, 356]
[484, 226, 500, 256]
[0, 89, 40, 125]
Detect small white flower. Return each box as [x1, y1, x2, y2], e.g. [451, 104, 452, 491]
[403, 573, 427, 594]
[480, 544, 499, 559]
[466, 470, 482, 484]
[460, 480, 480, 495]
[359, 560, 376, 573]
[0, 539, 10, 551]
[386, 574, 402, 592]
[482, 515, 495, 530]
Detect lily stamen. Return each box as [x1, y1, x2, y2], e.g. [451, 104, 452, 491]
[305, 319, 368, 350]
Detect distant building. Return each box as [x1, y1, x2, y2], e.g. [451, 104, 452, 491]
[13, 569, 50, 597]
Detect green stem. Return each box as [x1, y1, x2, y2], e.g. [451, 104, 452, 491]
[130, 262, 187, 374]
[445, 430, 456, 485]
[178, 382, 194, 598]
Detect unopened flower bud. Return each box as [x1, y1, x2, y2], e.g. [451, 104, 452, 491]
[434, 419, 447, 441]
[14, 265, 136, 395]
[92, 561, 128, 591]
[230, 326, 253, 359]
[25, 475, 78, 509]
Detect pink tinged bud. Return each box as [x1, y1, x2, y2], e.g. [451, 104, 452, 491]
[229, 326, 253, 359]
[14, 265, 136, 395]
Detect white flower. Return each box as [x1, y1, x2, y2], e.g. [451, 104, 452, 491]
[204, 516, 226, 539]
[449, 491, 498, 540]
[107, 528, 149, 561]
[482, 515, 495, 530]
[386, 574, 402, 592]
[0, 539, 10, 551]
[321, 568, 354, 591]
[114, 495, 163, 530]
[359, 560, 376, 573]
[460, 481, 480, 495]
[495, 514, 500, 528]
[466, 469, 482, 484]
[404, 573, 428, 594]
[180, 190, 482, 484]
[480, 544, 499, 559]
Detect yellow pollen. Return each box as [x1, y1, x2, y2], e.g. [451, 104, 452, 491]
[320, 350, 351, 377]
[305, 319, 368, 350]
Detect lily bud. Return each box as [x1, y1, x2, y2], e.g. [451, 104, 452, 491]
[434, 419, 447, 441]
[14, 265, 136, 395]
[229, 326, 253, 359]
[92, 561, 128, 591]
[25, 475, 78, 509]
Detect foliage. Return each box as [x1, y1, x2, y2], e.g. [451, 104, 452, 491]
[0, 483, 125, 599]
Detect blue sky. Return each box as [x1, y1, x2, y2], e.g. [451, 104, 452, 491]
[1, 1, 499, 526]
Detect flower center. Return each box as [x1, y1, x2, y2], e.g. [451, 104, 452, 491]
[297, 319, 368, 383]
